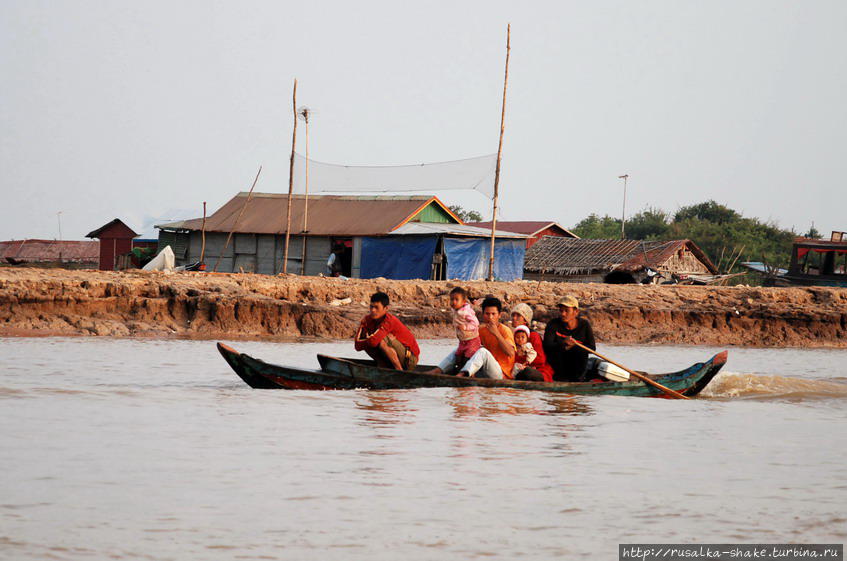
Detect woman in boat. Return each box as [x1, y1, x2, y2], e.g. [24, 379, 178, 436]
[542, 295, 596, 382]
[510, 303, 554, 382]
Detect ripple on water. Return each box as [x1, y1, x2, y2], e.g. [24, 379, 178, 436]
[701, 371, 847, 400]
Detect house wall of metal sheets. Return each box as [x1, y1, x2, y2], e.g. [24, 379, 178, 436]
[175, 231, 338, 275]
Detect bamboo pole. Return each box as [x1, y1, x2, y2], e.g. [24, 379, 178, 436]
[726, 245, 746, 274]
[300, 108, 311, 275]
[199, 201, 207, 263]
[487, 24, 510, 282]
[282, 79, 298, 274]
[213, 166, 262, 273]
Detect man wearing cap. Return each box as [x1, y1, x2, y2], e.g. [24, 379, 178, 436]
[542, 295, 596, 382]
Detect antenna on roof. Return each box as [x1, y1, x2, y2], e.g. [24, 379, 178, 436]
[298, 106, 313, 274]
[618, 174, 629, 240]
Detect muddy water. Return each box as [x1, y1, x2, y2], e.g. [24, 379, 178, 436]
[1, 338, 846, 560]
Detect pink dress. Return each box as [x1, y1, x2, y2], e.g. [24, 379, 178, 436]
[454, 302, 481, 359]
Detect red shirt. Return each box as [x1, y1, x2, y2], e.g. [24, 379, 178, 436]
[527, 331, 554, 382]
[354, 312, 420, 358]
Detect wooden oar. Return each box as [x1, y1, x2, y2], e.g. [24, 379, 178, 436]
[570, 340, 690, 400]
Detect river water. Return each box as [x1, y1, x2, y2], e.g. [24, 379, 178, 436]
[1, 337, 846, 560]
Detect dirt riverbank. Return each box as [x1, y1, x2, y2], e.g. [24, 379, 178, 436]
[1, 268, 845, 347]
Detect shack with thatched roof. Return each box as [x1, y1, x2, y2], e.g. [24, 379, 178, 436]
[523, 237, 717, 284]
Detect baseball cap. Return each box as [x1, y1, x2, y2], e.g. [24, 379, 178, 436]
[557, 295, 579, 309]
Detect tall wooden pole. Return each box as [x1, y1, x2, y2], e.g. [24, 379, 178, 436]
[282, 79, 298, 274]
[488, 24, 510, 281]
[199, 201, 207, 263]
[300, 109, 311, 275]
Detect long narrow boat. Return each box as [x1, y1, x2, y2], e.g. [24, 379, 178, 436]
[219, 343, 727, 397]
[218, 343, 358, 390]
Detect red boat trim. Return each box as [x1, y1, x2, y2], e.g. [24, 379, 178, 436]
[267, 375, 332, 391]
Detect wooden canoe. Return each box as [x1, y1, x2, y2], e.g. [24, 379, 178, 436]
[317, 353, 726, 397]
[219, 342, 727, 397]
[218, 343, 358, 390]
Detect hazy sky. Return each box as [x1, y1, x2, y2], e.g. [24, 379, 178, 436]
[2, 1, 845, 240]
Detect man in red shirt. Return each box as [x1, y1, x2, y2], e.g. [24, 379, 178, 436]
[354, 292, 421, 371]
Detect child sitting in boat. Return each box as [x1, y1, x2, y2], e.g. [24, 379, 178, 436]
[512, 325, 538, 377]
[450, 286, 481, 371]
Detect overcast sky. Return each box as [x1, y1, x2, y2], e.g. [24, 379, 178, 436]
[2, 0, 845, 240]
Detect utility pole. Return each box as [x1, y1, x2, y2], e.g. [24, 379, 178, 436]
[618, 174, 629, 239]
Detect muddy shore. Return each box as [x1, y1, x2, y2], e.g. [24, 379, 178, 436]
[0, 268, 845, 347]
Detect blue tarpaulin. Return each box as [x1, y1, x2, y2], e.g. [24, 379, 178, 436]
[360, 237, 437, 280]
[444, 238, 525, 281]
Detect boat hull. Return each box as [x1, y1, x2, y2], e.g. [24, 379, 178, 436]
[218, 343, 727, 397]
[217, 343, 358, 390]
[316, 353, 726, 397]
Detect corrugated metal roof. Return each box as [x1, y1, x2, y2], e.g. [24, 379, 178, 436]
[157, 194, 462, 236]
[524, 237, 717, 275]
[0, 239, 100, 263]
[390, 222, 528, 238]
[468, 220, 578, 238]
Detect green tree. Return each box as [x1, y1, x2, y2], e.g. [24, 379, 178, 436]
[625, 207, 671, 240]
[570, 200, 797, 282]
[571, 213, 621, 239]
[674, 200, 740, 224]
[804, 224, 821, 238]
[448, 205, 483, 223]
[667, 216, 794, 273]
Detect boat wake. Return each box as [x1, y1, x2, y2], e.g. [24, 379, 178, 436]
[701, 371, 847, 400]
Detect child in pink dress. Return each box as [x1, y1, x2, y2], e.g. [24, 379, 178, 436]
[450, 286, 481, 366]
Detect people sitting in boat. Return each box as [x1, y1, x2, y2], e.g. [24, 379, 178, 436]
[450, 286, 481, 368]
[542, 295, 596, 382]
[429, 296, 515, 379]
[510, 303, 554, 382]
[354, 291, 420, 371]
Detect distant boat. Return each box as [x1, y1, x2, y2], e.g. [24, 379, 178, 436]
[743, 234, 847, 288]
